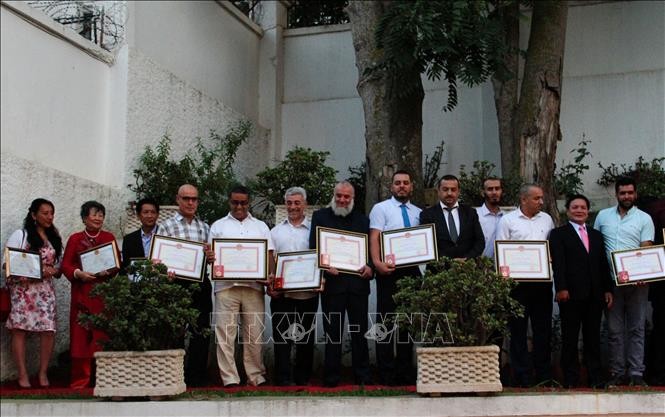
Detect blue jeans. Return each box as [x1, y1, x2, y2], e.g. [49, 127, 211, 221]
[607, 285, 649, 377]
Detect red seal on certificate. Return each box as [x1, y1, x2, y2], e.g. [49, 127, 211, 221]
[385, 254, 395, 266]
[176, 243, 182, 249]
[320, 254, 330, 267]
[94, 250, 99, 255]
[499, 266, 510, 277]
[214, 265, 224, 278]
[618, 271, 629, 283]
[274, 276, 284, 290]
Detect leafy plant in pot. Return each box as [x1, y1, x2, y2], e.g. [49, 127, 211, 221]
[79, 260, 206, 397]
[394, 257, 523, 394]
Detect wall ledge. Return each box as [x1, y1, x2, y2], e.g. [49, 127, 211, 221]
[216, 0, 263, 37]
[284, 23, 350, 38]
[1, 0, 115, 65]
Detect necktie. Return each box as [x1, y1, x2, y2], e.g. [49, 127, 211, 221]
[579, 225, 589, 253]
[400, 204, 411, 227]
[445, 207, 458, 242]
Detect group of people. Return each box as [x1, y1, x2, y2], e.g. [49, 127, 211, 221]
[3, 172, 663, 389]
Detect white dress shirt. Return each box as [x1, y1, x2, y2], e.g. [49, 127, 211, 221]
[369, 196, 421, 231]
[476, 203, 506, 259]
[209, 213, 274, 293]
[496, 207, 554, 241]
[270, 218, 315, 300]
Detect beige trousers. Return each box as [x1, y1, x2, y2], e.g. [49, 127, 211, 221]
[214, 286, 267, 386]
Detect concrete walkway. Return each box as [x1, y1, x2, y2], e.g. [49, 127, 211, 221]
[1, 392, 664, 416]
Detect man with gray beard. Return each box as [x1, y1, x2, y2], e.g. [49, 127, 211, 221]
[309, 181, 373, 387]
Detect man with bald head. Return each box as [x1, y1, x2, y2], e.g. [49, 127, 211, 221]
[496, 183, 555, 387]
[157, 184, 214, 387]
[309, 181, 373, 387]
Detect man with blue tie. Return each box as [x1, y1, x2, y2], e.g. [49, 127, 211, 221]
[549, 194, 613, 388]
[369, 170, 422, 385]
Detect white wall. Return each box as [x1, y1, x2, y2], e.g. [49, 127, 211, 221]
[282, 25, 501, 179]
[0, 5, 115, 187]
[558, 1, 665, 203]
[131, 1, 262, 121]
[281, 1, 665, 201]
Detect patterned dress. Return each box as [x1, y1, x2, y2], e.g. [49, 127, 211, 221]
[5, 239, 58, 332]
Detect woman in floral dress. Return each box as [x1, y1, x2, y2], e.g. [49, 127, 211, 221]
[4, 198, 63, 388]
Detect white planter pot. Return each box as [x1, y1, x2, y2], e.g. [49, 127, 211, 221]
[94, 349, 186, 397]
[416, 345, 502, 394]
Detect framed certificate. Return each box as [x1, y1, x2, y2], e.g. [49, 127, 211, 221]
[80, 241, 120, 276]
[380, 224, 438, 267]
[149, 235, 206, 282]
[4, 247, 42, 279]
[316, 227, 368, 275]
[211, 239, 268, 281]
[494, 240, 552, 282]
[274, 250, 322, 292]
[611, 245, 665, 286]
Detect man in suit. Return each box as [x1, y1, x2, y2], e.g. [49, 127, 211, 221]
[121, 197, 159, 273]
[419, 174, 485, 260]
[309, 180, 373, 387]
[549, 194, 614, 388]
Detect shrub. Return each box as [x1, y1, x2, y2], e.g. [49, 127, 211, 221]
[129, 120, 251, 223]
[78, 261, 206, 351]
[423, 140, 446, 189]
[347, 161, 366, 212]
[249, 146, 338, 222]
[597, 156, 665, 199]
[554, 137, 591, 199]
[394, 257, 523, 347]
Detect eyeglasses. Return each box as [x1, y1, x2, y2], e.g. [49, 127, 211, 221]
[230, 200, 249, 206]
[178, 196, 199, 202]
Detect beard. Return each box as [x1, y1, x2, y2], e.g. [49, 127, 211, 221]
[330, 197, 354, 217]
[619, 199, 635, 210]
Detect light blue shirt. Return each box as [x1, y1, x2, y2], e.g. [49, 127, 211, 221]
[369, 196, 421, 231]
[140, 226, 157, 257]
[594, 205, 655, 256]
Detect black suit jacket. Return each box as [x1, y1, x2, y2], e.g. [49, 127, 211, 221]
[549, 223, 613, 302]
[309, 207, 371, 296]
[419, 203, 485, 259]
[121, 229, 146, 272]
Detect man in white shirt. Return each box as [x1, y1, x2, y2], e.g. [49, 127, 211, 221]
[269, 187, 319, 386]
[495, 183, 555, 387]
[476, 177, 505, 259]
[369, 170, 421, 385]
[209, 185, 274, 387]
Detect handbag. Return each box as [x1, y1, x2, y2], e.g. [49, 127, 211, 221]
[0, 286, 9, 322]
[1, 230, 26, 321]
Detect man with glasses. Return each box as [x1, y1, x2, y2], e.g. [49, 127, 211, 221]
[209, 185, 274, 387]
[157, 184, 214, 387]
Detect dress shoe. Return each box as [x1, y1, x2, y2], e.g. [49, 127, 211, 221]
[607, 374, 627, 388]
[629, 375, 648, 387]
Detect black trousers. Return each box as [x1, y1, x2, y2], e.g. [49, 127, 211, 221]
[559, 298, 604, 386]
[375, 266, 421, 383]
[270, 295, 319, 385]
[321, 292, 370, 385]
[180, 278, 212, 385]
[647, 283, 665, 383]
[509, 285, 553, 385]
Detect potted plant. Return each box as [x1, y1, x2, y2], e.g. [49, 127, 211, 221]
[394, 257, 523, 394]
[79, 260, 205, 398]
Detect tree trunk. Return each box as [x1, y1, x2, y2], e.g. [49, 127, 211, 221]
[347, 1, 425, 213]
[491, 1, 520, 176]
[515, 1, 568, 224]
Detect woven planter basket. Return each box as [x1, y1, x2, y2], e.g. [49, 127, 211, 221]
[94, 349, 186, 397]
[416, 345, 502, 394]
